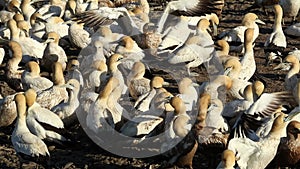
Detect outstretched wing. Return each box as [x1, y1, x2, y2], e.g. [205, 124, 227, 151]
[231, 91, 293, 141]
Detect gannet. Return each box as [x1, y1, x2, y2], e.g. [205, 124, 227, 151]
[11, 93, 50, 157]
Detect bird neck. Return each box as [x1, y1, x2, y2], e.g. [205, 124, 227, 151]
[274, 8, 283, 31]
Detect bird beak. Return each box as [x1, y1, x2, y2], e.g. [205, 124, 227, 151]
[162, 81, 170, 86]
[207, 26, 212, 33]
[207, 104, 214, 112]
[60, 84, 74, 90]
[212, 22, 218, 36]
[14, 6, 23, 14]
[284, 111, 300, 122]
[36, 17, 47, 23]
[224, 67, 232, 76]
[0, 37, 9, 44]
[255, 19, 265, 25]
[43, 38, 53, 44]
[192, 82, 199, 87]
[273, 62, 291, 70]
[0, 26, 8, 32]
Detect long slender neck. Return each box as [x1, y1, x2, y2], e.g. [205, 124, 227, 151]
[274, 8, 283, 31]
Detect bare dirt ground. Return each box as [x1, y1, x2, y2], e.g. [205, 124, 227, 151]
[0, 0, 300, 169]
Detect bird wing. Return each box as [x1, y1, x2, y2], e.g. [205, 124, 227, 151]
[172, 0, 225, 16]
[232, 91, 293, 140]
[227, 137, 259, 169]
[29, 103, 64, 129]
[73, 7, 127, 27]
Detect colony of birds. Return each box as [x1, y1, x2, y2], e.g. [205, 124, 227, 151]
[0, 0, 300, 168]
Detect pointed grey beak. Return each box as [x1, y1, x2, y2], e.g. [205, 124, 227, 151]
[36, 17, 47, 23]
[224, 67, 232, 76]
[273, 62, 291, 71]
[212, 22, 218, 36]
[14, 6, 22, 14]
[192, 82, 199, 87]
[284, 111, 300, 122]
[162, 81, 170, 86]
[60, 83, 74, 90]
[255, 19, 265, 25]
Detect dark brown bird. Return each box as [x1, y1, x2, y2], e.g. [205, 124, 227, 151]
[268, 120, 300, 168]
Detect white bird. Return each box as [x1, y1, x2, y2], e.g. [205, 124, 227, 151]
[160, 96, 197, 169]
[219, 13, 265, 53]
[11, 93, 50, 157]
[92, 26, 122, 57]
[21, 61, 53, 92]
[24, 88, 68, 143]
[36, 0, 66, 18]
[8, 19, 46, 62]
[223, 58, 251, 99]
[127, 61, 150, 100]
[134, 76, 169, 112]
[280, 0, 300, 23]
[232, 91, 293, 141]
[222, 81, 264, 124]
[68, 22, 91, 49]
[177, 77, 198, 111]
[74, 7, 140, 36]
[107, 54, 127, 97]
[65, 59, 84, 87]
[79, 40, 106, 76]
[21, 0, 36, 23]
[228, 113, 289, 169]
[64, 0, 76, 21]
[158, 16, 191, 51]
[168, 18, 215, 76]
[86, 77, 120, 133]
[115, 36, 145, 70]
[41, 31, 68, 72]
[199, 75, 232, 101]
[84, 60, 108, 92]
[264, 4, 286, 65]
[239, 28, 256, 81]
[36, 62, 69, 110]
[0, 0, 22, 24]
[156, 0, 224, 33]
[44, 16, 69, 38]
[29, 12, 47, 42]
[120, 91, 173, 138]
[51, 79, 80, 119]
[206, 98, 229, 132]
[284, 55, 299, 92]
